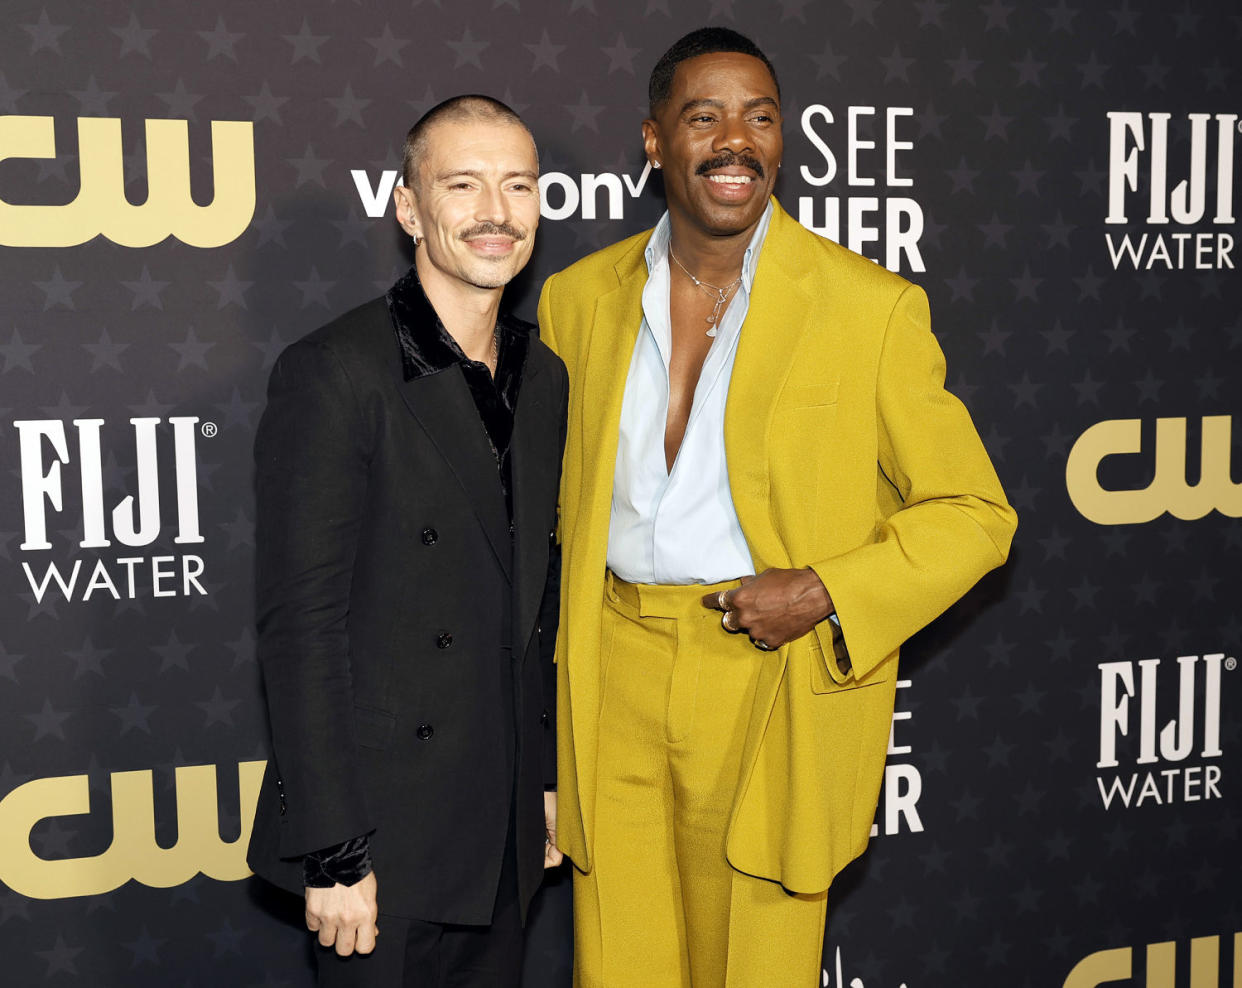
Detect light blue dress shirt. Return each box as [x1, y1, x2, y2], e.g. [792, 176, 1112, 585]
[606, 202, 774, 585]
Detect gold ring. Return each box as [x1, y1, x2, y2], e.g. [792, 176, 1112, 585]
[716, 590, 729, 610]
[721, 610, 737, 632]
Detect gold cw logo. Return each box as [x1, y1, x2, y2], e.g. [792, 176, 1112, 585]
[0, 116, 255, 248]
[0, 761, 264, 899]
[1064, 933, 1240, 987]
[1066, 416, 1242, 525]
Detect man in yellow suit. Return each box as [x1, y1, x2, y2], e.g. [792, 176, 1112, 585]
[538, 27, 1017, 987]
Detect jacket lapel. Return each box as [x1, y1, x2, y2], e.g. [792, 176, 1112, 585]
[509, 356, 548, 643]
[397, 369, 513, 579]
[719, 203, 828, 852]
[575, 240, 648, 554]
[725, 202, 817, 573]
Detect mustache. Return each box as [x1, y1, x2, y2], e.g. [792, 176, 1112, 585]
[695, 152, 765, 179]
[459, 222, 526, 242]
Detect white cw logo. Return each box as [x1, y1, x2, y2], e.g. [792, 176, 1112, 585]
[0, 116, 255, 248]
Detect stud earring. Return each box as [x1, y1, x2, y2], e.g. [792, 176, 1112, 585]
[652, 161, 661, 169]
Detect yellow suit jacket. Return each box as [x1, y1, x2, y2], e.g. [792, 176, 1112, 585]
[538, 199, 1017, 894]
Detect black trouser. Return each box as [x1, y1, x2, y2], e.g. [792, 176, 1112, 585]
[316, 819, 523, 988]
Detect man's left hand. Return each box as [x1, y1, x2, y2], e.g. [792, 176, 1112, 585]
[543, 790, 564, 868]
[701, 567, 834, 650]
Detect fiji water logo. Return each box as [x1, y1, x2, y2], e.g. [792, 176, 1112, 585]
[12, 416, 215, 603]
[1104, 110, 1238, 271]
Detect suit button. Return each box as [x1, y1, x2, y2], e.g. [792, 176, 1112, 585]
[436, 633, 453, 649]
[417, 723, 434, 741]
[539, 709, 550, 725]
[421, 528, 438, 546]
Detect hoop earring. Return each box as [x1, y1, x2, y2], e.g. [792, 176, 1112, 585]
[412, 235, 423, 248]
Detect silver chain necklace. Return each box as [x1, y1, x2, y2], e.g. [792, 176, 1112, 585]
[669, 248, 742, 338]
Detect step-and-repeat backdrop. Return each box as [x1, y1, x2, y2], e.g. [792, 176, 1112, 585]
[0, 1, 1237, 984]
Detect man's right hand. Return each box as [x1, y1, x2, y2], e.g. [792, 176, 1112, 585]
[305, 871, 379, 956]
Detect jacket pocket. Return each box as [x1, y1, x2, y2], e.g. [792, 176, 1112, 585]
[778, 380, 840, 409]
[808, 641, 883, 695]
[353, 704, 396, 750]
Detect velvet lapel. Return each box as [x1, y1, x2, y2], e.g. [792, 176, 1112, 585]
[724, 201, 816, 572]
[508, 355, 547, 644]
[388, 277, 514, 579]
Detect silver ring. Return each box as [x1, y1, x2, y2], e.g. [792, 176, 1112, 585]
[753, 639, 773, 651]
[721, 610, 738, 632]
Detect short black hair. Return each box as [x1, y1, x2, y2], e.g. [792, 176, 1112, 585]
[647, 27, 780, 116]
[401, 95, 534, 189]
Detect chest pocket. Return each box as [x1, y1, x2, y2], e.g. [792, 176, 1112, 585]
[777, 380, 839, 410]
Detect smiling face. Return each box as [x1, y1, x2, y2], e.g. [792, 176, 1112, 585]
[643, 51, 783, 240]
[394, 117, 540, 294]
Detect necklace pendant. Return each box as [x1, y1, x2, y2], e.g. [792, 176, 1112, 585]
[705, 325, 718, 338]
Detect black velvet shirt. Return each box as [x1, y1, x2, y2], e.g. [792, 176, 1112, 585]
[302, 268, 531, 889]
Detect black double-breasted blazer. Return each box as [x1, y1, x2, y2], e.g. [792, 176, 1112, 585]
[246, 272, 567, 925]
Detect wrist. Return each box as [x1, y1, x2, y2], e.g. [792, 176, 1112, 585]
[800, 566, 834, 621]
[303, 834, 373, 888]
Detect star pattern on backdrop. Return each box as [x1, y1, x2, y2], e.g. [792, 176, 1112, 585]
[0, 4, 1236, 988]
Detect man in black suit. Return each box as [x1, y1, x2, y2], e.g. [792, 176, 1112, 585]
[247, 95, 567, 988]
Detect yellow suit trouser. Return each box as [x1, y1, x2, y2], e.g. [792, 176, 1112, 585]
[573, 574, 829, 988]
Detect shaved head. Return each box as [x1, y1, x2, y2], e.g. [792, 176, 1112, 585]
[401, 95, 535, 190]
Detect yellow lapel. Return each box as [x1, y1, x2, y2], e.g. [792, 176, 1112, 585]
[575, 237, 649, 549]
[724, 201, 816, 571]
[721, 204, 828, 847]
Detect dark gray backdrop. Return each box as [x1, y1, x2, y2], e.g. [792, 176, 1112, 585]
[0, 1, 1238, 985]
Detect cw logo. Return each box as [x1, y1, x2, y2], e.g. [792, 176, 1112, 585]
[0, 761, 264, 899]
[1066, 416, 1242, 525]
[1064, 933, 1240, 987]
[0, 116, 255, 248]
